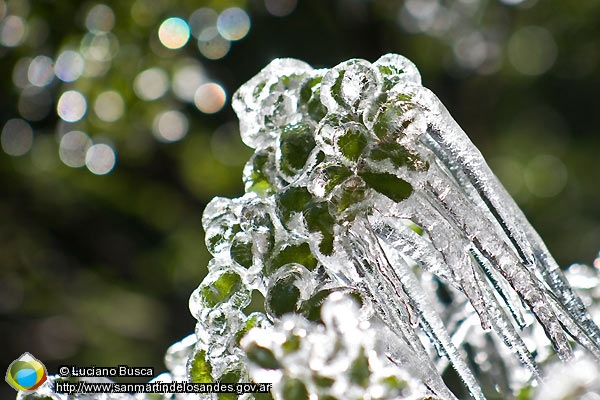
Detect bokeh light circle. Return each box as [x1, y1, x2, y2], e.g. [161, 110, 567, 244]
[1, 119, 34, 156]
[158, 17, 190, 50]
[80, 32, 119, 62]
[27, 55, 54, 87]
[12, 57, 32, 89]
[216, 8, 250, 41]
[211, 122, 247, 166]
[85, 4, 115, 33]
[59, 131, 93, 168]
[26, 17, 50, 49]
[57, 90, 87, 122]
[172, 62, 206, 102]
[265, 0, 297, 17]
[19, 87, 52, 121]
[453, 31, 487, 70]
[194, 83, 226, 114]
[524, 154, 568, 198]
[133, 67, 169, 101]
[0, 15, 27, 47]
[55, 51, 85, 82]
[85, 143, 116, 175]
[189, 8, 218, 38]
[197, 27, 230, 60]
[152, 110, 189, 142]
[508, 26, 557, 76]
[490, 157, 525, 197]
[94, 90, 125, 122]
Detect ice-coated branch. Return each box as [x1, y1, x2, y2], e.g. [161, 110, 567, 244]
[23, 55, 600, 400]
[224, 53, 599, 398]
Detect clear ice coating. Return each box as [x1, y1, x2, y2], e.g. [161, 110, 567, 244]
[223, 53, 600, 398]
[240, 292, 440, 399]
[25, 55, 600, 400]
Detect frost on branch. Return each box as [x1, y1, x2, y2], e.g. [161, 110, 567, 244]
[25, 55, 600, 400]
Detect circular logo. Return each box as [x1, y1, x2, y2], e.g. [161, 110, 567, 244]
[5, 353, 47, 392]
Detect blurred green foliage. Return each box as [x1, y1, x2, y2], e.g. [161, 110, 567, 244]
[1, 0, 599, 398]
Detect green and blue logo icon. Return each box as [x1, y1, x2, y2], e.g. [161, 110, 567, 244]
[5, 353, 47, 392]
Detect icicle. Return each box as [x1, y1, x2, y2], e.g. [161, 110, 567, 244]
[469, 247, 527, 330]
[357, 218, 487, 399]
[183, 53, 600, 400]
[372, 213, 541, 380]
[205, 53, 600, 399]
[467, 251, 542, 379]
[39, 52, 600, 400]
[417, 98, 600, 355]
[342, 222, 461, 400]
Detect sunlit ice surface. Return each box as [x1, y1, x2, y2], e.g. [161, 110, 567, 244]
[184, 54, 600, 400]
[11, 51, 600, 399]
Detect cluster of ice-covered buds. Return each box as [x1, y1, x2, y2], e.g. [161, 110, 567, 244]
[232, 55, 431, 258]
[180, 54, 451, 399]
[21, 54, 600, 400]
